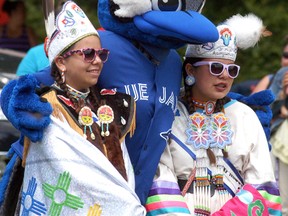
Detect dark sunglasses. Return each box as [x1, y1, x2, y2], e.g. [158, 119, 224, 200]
[282, 52, 288, 59]
[193, 61, 240, 78]
[63, 48, 109, 63]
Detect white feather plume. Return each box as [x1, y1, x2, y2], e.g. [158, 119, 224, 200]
[43, 0, 55, 39]
[225, 13, 271, 50]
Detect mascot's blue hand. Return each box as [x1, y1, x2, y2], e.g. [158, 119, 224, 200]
[1, 74, 52, 142]
[228, 90, 275, 150]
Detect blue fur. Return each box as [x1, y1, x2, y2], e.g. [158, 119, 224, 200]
[0, 148, 18, 205]
[1, 74, 52, 142]
[228, 90, 275, 150]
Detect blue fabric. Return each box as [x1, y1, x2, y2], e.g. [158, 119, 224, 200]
[269, 66, 288, 99]
[11, 138, 23, 159]
[16, 43, 49, 76]
[34, 66, 53, 86]
[98, 31, 182, 204]
[0, 149, 18, 205]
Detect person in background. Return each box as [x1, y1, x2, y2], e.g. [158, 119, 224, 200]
[0, 0, 38, 52]
[253, 37, 288, 94]
[145, 14, 282, 215]
[261, 36, 288, 216]
[270, 68, 288, 216]
[16, 43, 49, 76]
[0, 1, 145, 215]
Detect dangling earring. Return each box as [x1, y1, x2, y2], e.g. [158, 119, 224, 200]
[61, 69, 66, 83]
[185, 75, 195, 86]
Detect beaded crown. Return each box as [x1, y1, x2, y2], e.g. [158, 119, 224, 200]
[43, 0, 99, 63]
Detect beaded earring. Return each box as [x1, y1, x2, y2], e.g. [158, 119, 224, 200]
[61, 69, 66, 83]
[185, 75, 195, 86]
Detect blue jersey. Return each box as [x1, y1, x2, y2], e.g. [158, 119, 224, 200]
[98, 30, 182, 203]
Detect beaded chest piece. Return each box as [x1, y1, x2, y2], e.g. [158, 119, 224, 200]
[184, 99, 234, 215]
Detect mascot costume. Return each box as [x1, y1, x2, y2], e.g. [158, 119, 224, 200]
[0, 0, 275, 210]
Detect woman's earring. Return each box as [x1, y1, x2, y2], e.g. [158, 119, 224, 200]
[61, 69, 66, 83]
[185, 75, 195, 86]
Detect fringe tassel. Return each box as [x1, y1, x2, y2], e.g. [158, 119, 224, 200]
[129, 101, 137, 138]
[21, 137, 30, 167]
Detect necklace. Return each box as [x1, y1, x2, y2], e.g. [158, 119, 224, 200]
[192, 99, 215, 115]
[52, 82, 90, 101]
[66, 84, 90, 101]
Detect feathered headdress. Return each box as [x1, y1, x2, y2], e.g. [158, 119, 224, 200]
[185, 13, 271, 61]
[42, 0, 99, 63]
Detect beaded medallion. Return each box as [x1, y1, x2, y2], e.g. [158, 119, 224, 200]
[97, 105, 114, 137]
[78, 106, 96, 140]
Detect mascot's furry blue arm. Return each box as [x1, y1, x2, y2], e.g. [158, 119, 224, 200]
[228, 90, 275, 150]
[0, 75, 52, 142]
[0, 0, 274, 206]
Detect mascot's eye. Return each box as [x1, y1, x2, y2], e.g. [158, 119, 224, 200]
[151, 0, 182, 11]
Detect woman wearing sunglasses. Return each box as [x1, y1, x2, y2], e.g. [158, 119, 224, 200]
[0, 1, 146, 215]
[145, 14, 281, 215]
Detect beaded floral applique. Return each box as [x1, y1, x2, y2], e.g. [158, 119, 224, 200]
[186, 112, 233, 149]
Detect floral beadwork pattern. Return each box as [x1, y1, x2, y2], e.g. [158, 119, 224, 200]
[186, 113, 212, 149]
[210, 113, 233, 148]
[185, 112, 233, 149]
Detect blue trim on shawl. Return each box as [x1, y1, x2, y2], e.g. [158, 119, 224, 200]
[223, 157, 244, 185]
[224, 99, 237, 108]
[169, 133, 196, 160]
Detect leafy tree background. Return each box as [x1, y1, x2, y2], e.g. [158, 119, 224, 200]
[24, 0, 288, 83]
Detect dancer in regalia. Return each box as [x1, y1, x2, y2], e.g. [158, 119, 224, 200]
[145, 14, 282, 216]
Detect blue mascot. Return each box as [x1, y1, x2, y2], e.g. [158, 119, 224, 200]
[0, 0, 273, 210]
[0, 0, 218, 206]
